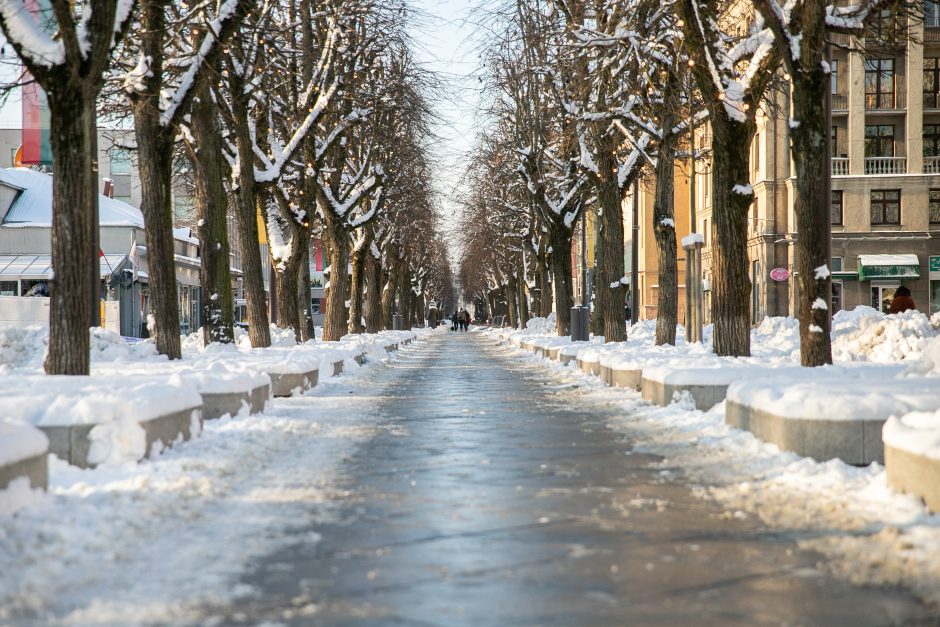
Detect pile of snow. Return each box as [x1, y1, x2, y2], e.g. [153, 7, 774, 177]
[0, 420, 48, 467]
[0, 325, 47, 371]
[523, 313, 557, 335]
[751, 317, 800, 357]
[833, 309, 940, 363]
[884, 408, 940, 460]
[905, 335, 940, 377]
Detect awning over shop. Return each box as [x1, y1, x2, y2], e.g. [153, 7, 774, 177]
[857, 254, 920, 281]
[0, 254, 127, 280]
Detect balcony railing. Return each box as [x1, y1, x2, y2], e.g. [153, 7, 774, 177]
[831, 93, 848, 110]
[865, 156, 907, 174]
[925, 156, 940, 173]
[927, 17, 940, 41]
[831, 157, 849, 176]
[865, 86, 906, 110]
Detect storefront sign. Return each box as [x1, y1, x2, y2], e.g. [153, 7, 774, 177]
[769, 267, 790, 281]
[930, 255, 940, 279]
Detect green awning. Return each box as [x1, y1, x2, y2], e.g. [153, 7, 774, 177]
[857, 254, 920, 281]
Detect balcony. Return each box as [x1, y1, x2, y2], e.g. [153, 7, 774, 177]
[865, 156, 907, 174]
[865, 86, 906, 111]
[831, 157, 849, 176]
[831, 93, 848, 110]
[925, 156, 940, 173]
[927, 18, 940, 42]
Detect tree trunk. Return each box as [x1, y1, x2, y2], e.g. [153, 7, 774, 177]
[538, 252, 552, 318]
[517, 270, 529, 328]
[321, 225, 349, 341]
[365, 252, 383, 332]
[593, 158, 627, 343]
[709, 112, 754, 357]
[273, 259, 301, 340]
[133, 108, 181, 359]
[297, 239, 314, 342]
[381, 260, 398, 330]
[398, 269, 411, 329]
[190, 82, 234, 346]
[548, 228, 573, 335]
[505, 278, 518, 329]
[347, 240, 368, 333]
[791, 47, 833, 366]
[45, 88, 95, 374]
[653, 122, 679, 346]
[232, 98, 271, 348]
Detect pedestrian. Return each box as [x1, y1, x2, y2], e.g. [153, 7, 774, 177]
[461, 309, 470, 331]
[451, 310, 459, 331]
[889, 286, 916, 314]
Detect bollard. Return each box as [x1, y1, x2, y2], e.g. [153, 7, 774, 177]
[570, 306, 589, 342]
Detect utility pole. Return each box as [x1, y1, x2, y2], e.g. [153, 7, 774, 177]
[631, 177, 639, 325]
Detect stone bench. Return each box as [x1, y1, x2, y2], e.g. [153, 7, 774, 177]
[726, 400, 885, 465]
[0, 452, 48, 492]
[599, 364, 642, 390]
[202, 383, 270, 420]
[40, 406, 203, 469]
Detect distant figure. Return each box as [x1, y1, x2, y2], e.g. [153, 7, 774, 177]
[451, 310, 459, 331]
[458, 309, 469, 332]
[889, 286, 916, 314]
[24, 282, 48, 297]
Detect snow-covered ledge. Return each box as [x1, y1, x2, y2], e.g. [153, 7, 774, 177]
[0, 421, 48, 494]
[726, 369, 938, 466]
[884, 409, 940, 512]
[0, 375, 204, 469]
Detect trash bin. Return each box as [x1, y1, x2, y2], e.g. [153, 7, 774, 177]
[570, 306, 589, 342]
[392, 314, 403, 330]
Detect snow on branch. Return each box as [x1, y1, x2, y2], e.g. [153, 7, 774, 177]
[0, 0, 65, 67]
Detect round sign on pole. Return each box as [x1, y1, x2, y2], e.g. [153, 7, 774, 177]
[769, 267, 790, 281]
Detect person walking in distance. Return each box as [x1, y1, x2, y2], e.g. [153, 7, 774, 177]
[451, 310, 459, 331]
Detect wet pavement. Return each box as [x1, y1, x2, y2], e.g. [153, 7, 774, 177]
[218, 331, 936, 626]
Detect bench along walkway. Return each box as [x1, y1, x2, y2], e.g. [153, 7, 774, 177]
[215, 332, 932, 626]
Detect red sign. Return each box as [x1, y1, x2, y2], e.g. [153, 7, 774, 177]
[769, 267, 790, 281]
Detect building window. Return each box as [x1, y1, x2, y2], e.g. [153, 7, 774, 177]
[703, 218, 708, 245]
[864, 59, 895, 109]
[930, 189, 940, 224]
[831, 126, 839, 158]
[927, 0, 940, 28]
[832, 281, 843, 314]
[831, 59, 839, 94]
[871, 284, 899, 314]
[870, 190, 901, 225]
[831, 190, 844, 225]
[110, 148, 132, 175]
[831, 256, 844, 272]
[751, 260, 762, 323]
[753, 134, 760, 173]
[867, 9, 901, 44]
[925, 125, 940, 158]
[865, 124, 895, 157]
[925, 58, 940, 108]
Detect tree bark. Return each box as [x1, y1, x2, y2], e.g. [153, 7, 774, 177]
[365, 252, 383, 332]
[321, 225, 349, 341]
[654, 120, 680, 346]
[381, 256, 398, 330]
[709, 112, 755, 357]
[548, 228, 573, 334]
[297, 239, 314, 342]
[505, 277, 518, 329]
[517, 269, 529, 328]
[347, 237, 369, 333]
[45, 88, 96, 374]
[593, 158, 627, 343]
[133, 108, 181, 359]
[231, 95, 271, 348]
[190, 82, 234, 346]
[538, 251, 553, 318]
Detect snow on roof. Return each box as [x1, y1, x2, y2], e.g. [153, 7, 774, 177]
[0, 168, 144, 228]
[0, 253, 128, 279]
[173, 227, 199, 245]
[858, 254, 919, 266]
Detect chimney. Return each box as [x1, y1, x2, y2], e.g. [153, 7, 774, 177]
[102, 177, 114, 198]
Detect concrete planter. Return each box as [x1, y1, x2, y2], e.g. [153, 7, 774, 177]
[576, 358, 600, 376]
[269, 370, 318, 397]
[202, 383, 270, 420]
[886, 445, 940, 512]
[547, 347, 560, 361]
[0, 452, 48, 491]
[641, 377, 728, 411]
[41, 406, 203, 469]
[607, 366, 642, 390]
[726, 402, 885, 465]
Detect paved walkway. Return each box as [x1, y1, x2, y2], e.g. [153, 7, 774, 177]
[218, 331, 934, 626]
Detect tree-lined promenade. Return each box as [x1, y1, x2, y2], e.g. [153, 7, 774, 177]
[458, 0, 900, 367]
[0, 0, 453, 375]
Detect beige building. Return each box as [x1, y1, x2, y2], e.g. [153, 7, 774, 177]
[690, 9, 940, 322]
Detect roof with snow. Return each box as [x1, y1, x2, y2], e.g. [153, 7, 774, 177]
[0, 168, 144, 228]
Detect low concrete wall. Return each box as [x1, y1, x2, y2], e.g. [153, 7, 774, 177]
[269, 370, 318, 397]
[577, 358, 600, 376]
[886, 445, 940, 512]
[731, 404, 885, 465]
[547, 347, 560, 361]
[0, 453, 48, 491]
[608, 366, 642, 390]
[202, 383, 270, 420]
[642, 378, 728, 411]
[41, 406, 203, 469]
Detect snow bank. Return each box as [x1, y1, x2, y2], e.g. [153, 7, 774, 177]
[0, 375, 202, 427]
[833, 309, 940, 363]
[0, 420, 48, 466]
[884, 409, 940, 461]
[0, 325, 47, 371]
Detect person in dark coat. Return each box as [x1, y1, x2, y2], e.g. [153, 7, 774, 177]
[451, 311, 459, 331]
[889, 286, 916, 314]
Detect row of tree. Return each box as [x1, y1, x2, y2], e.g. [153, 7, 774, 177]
[458, 0, 896, 367]
[0, 0, 453, 376]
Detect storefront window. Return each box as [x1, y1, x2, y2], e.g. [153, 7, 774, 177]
[871, 284, 899, 313]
